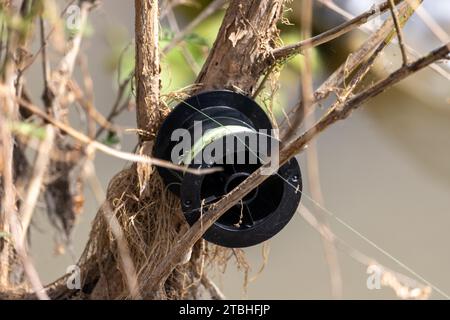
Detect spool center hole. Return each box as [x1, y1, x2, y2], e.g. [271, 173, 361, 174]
[224, 173, 258, 204]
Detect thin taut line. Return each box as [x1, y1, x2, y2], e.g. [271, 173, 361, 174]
[175, 97, 450, 299]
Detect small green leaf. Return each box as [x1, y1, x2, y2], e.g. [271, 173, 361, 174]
[9, 121, 46, 140]
[103, 131, 120, 147]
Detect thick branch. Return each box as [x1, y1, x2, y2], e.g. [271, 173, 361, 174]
[195, 0, 284, 94]
[135, 0, 161, 138]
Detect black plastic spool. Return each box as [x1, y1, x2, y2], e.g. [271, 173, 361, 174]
[154, 90, 302, 248]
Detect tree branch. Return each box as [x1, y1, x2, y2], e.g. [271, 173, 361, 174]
[195, 0, 284, 94]
[0, 91, 219, 176]
[280, 0, 422, 134]
[271, 0, 404, 62]
[135, 0, 161, 139]
[146, 41, 450, 293]
[388, 0, 409, 65]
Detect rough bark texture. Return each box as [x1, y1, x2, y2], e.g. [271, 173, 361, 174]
[135, 0, 162, 138]
[196, 0, 284, 95]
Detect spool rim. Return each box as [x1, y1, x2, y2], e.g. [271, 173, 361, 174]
[153, 90, 303, 248]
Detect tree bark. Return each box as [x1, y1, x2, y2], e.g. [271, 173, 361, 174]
[135, 0, 161, 139]
[196, 0, 284, 95]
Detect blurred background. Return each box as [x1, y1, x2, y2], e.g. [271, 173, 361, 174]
[26, 0, 450, 299]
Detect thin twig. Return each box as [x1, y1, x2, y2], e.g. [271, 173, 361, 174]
[9, 216, 50, 300]
[78, 55, 96, 138]
[388, 0, 409, 65]
[95, 73, 134, 139]
[280, 0, 420, 134]
[39, 17, 51, 104]
[48, 1, 92, 120]
[317, 0, 450, 81]
[162, 0, 227, 54]
[20, 0, 79, 74]
[0, 90, 220, 176]
[19, 125, 55, 244]
[68, 80, 120, 135]
[160, 0, 198, 19]
[283, 0, 314, 143]
[272, 0, 403, 62]
[84, 161, 142, 299]
[165, 4, 200, 74]
[299, 0, 343, 299]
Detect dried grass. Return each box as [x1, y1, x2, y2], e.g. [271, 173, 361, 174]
[74, 151, 244, 299]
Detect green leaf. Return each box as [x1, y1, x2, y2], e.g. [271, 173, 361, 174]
[103, 131, 120, 147]
[9, 121, 46, 140]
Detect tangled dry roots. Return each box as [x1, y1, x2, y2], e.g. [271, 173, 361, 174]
[67, 165, 244, 300]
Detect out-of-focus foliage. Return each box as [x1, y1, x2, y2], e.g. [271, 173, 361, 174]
[9, 121, 47, 140]
[104, 25, 135, 83]
[103, 131, 121, 147]
[160, 11, 222, 94]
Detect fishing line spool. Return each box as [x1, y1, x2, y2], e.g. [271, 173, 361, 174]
[154, 90, 302, 248]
